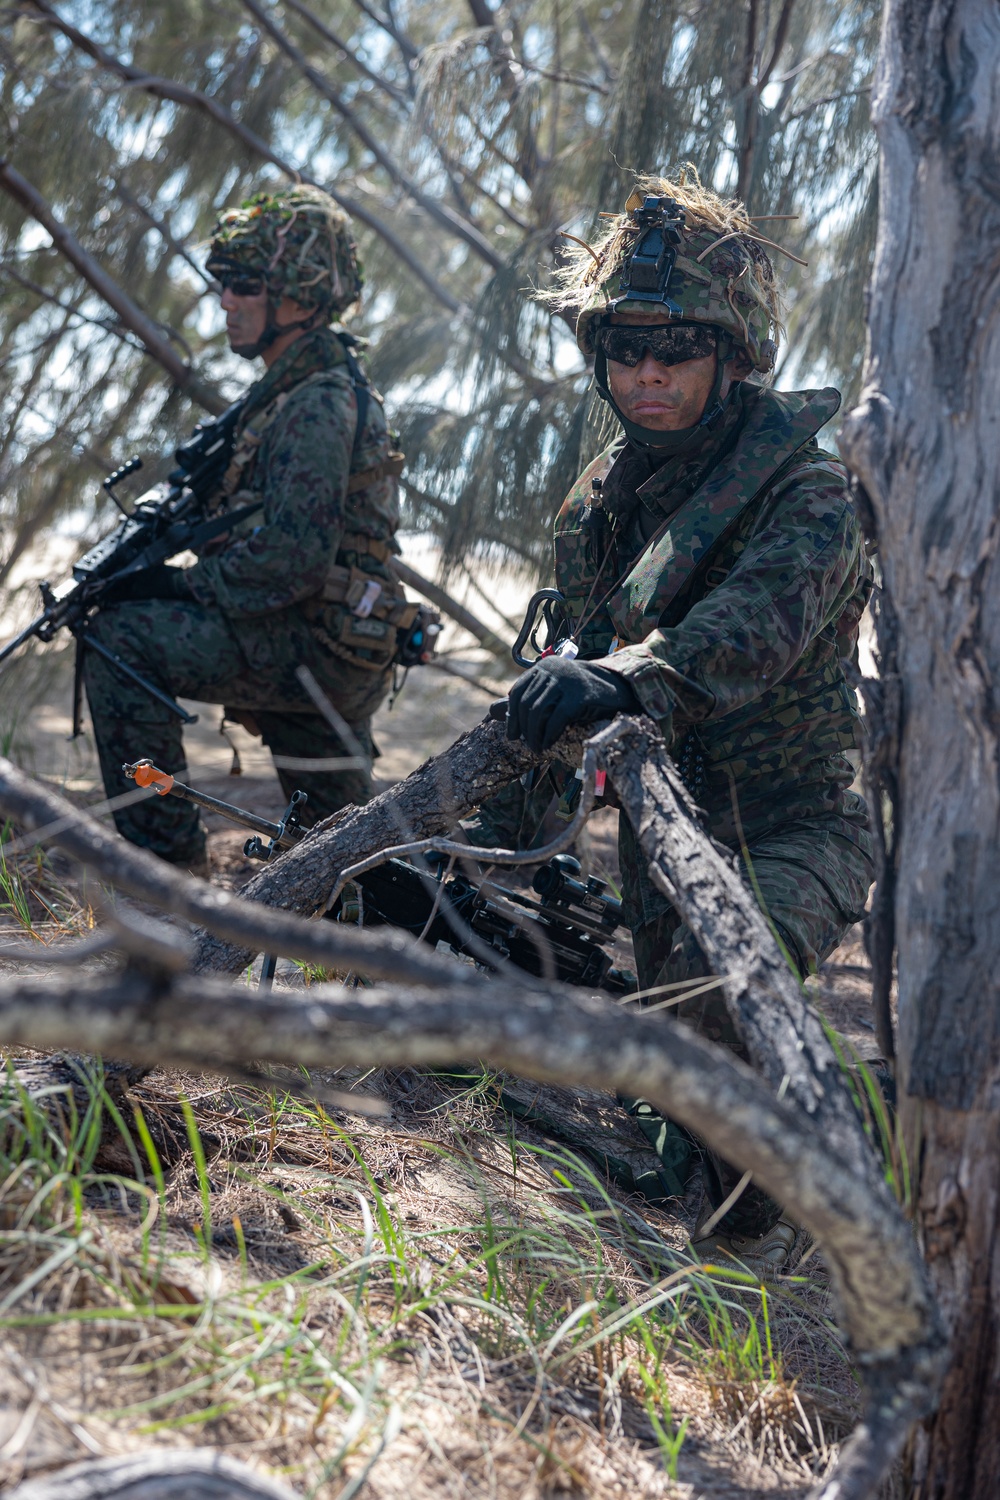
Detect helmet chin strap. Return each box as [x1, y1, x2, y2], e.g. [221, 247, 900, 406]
[231, 296, 324, 361]
[594, 335, 735, 454]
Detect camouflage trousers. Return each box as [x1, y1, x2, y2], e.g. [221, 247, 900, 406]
[83, 598, 390, 863]
[626, 818, 874, 1236]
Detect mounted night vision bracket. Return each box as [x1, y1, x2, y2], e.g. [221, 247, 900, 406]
[612, 196, 686, 315]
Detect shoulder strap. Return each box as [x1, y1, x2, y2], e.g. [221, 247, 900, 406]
[338, 337, 371, 464]
[338, 333, 407, 493]
[604, 390, 842, 643]
[222, 339, 402, 504]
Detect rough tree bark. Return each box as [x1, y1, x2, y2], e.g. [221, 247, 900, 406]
[838, 0, 1000, 1493]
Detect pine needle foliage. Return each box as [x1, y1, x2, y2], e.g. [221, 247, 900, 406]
[0, 0, 879, 593]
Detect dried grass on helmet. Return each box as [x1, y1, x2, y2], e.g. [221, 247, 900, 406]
[547, 167, 786, 339]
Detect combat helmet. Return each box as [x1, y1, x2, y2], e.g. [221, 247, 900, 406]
[207, 183, 364, 358]
[559, 173, 785, 450]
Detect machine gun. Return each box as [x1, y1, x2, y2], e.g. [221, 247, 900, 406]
[0, 400, 252, 735]
[332, 853, 634, 995]
[122, 759, 634, 995]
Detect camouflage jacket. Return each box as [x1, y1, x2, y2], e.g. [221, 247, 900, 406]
[553, 384, 873, 924]
[186, 326, 399, 671]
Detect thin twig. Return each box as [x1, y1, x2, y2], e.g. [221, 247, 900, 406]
[0, 158, 225, 412]
[326, 738, 600, 909]
[237, 0, 504, 270]
[24, 0, 462, 315]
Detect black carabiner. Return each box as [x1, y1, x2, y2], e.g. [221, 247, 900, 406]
[512, 588, 570, 668]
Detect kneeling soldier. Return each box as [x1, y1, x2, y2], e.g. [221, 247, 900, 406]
[501, 176, 874, 1270]
[86, 185, 412, 871]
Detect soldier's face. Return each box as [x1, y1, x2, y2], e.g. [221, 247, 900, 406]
[220, 286, 312, 363]
[220, 284, 270, 353]
[605, 311, 731, 430]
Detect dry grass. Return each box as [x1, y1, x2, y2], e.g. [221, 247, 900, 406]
[0, 819, 886, 1499]
[0, 1046, 859, 1498]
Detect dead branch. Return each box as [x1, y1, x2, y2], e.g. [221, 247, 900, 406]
[0, 756, 494, 992]
[5, 1448, 300, 1498]
[0, 712, 946, 1495]
[0, 966, 920, 1348]
[25, 0, 462, 315]
[327, 738, 596, 905]
[190, 714, 573, 974]
[237, 0, 505, 270]
[0, 158, 226, 414]
[0, 955, 943, 1500]
[594, 720, 876, 1177]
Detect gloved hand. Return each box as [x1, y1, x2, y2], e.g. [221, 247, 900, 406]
[100, 564, 192, 605]
[505, 654, 640, 752]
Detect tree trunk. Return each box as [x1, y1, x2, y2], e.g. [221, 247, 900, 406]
[838, 0, 1000, 1492]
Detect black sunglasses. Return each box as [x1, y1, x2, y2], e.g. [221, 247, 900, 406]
[595, 322, 717, 368]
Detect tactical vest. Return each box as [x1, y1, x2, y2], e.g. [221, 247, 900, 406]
[221, 342, 413, 673]
[554, 387, 845, 657]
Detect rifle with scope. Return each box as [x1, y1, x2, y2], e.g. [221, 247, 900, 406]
[0, 400, 253, 736]
[332, 852, 634, 995]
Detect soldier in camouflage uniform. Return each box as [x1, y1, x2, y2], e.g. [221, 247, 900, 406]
[495, 176, 874, 1266]
[85, 185, 414, 869]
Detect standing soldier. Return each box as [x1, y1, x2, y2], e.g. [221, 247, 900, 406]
[500, 175, 874, 1270]
[85, 185, 413, 872]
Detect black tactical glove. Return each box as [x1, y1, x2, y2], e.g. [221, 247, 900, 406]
[101, 564, 192, 605]
[505, 654, 640, 752]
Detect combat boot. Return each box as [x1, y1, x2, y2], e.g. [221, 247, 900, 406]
[690, 1217, 798, 1277]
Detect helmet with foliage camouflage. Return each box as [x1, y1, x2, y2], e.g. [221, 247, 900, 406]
[562, 174, 783, 375]
[547, 172, 786, 449]
[206, 184, 363, 318]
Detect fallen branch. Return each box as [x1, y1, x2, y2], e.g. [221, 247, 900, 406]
[0, 756, 494, 992]
[6, 1448, 299, 1498]
[189, 714, 568, 973]
[0, 966, 922, 1347]
[0, 957, 943, 1500]
[595, 720, 875, 1172]
[0, 714, 946, 1496]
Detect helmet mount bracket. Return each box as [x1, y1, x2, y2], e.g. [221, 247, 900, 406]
[612, 197, 687, 316]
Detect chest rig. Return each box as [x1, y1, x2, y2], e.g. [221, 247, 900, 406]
[223, 339, 415, 674]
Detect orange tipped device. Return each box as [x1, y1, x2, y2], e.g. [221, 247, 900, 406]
[121, 758, 305, 854]
[124, 759, 175, 796]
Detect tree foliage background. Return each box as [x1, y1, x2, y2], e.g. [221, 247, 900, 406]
[0, 0, 878, 595]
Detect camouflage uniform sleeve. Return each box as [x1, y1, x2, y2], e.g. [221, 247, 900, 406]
[599, 463, 866, 736]
[186, 372, 357, 618]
